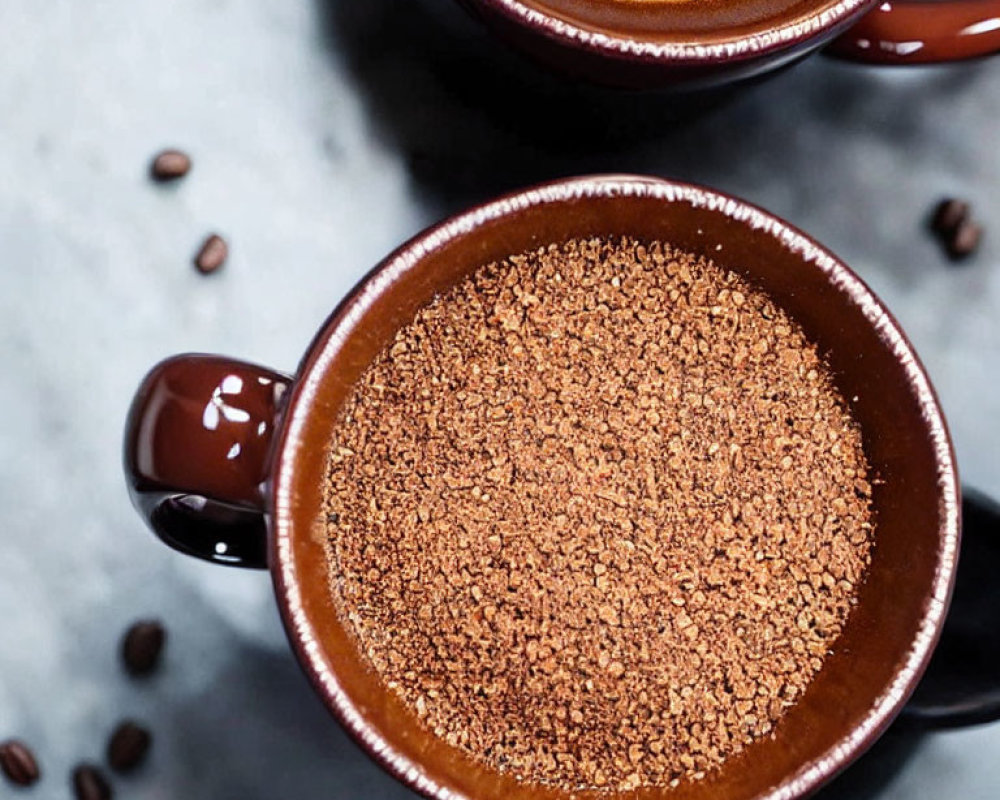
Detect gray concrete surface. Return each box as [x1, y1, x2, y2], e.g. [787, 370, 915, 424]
[1, 0, 997, 797]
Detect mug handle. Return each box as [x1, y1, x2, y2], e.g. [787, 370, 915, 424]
[828, 0, 1000, 64]
[902, 488, 1000, 727]
[123, 354, 293, 569]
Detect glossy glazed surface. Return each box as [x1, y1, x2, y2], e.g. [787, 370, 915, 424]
[830, 0, 1000, 64]
[124, 355, 291, 568]
[455, 0, 875, 87]
[457, 0, 1000, 86]
[269, 176, 959, 800]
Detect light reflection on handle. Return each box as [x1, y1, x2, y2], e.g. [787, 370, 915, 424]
[829, 0, 1000, 64]
[124, 354, 293, 569]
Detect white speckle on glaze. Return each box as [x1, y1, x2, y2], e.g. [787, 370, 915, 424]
[476, 0, 872, 63]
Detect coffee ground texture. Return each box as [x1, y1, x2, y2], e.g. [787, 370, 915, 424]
[324, 238, 873, 791]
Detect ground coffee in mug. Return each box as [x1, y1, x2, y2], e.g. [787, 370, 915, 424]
[323, 237, 874, 792]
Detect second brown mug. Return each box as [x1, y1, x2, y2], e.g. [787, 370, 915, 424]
[452, 0, 1000, 88]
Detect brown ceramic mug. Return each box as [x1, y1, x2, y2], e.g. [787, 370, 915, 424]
[453, 0, 1000, 87]
[125, 175, 962, 799]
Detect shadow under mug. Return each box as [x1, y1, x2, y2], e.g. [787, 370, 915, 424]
[126, 175, 965, 800]
[452, 0, 1000, 88]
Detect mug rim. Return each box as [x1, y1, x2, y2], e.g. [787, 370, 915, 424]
[467, 0, 875, 64]
[269, 174, 960, 800]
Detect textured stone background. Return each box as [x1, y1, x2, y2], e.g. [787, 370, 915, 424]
[1, 1, 997, 797]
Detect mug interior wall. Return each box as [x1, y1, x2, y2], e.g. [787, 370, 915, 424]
[284, 186, 950, 800]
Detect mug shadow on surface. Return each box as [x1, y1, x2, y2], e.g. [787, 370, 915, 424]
[163, 636, 420, 800]
[812, 725, 926, 800]
[314, 0, 981, 222]
[315, 0, 753, 208]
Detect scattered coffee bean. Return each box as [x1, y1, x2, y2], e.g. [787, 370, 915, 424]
[931, 197, 970, 235]
[0, 740, 40, 786]
[947, 219, 983, 260]
[928, 198, 984, 262]
[149, 149, 192, 182]
[194, 234, 228, 274]
[107, 721, 151, 773]
[121, 620, 166, 676]
[72, 764, 112, 800]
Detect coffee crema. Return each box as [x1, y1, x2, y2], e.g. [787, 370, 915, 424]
[324, 238, 873, 791]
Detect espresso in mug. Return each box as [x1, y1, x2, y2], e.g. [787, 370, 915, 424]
[323, 238, 873, 791]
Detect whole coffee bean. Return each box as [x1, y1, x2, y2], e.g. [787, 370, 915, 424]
[194, 233, 228, 274]
[107, 721, 151, 773]
[947, 219, 983, 260]
[121, 620, 166, 676]
[149, 148, 192, 182]
[0, 740, 40, 786]
[72, 764, 112, 800]
[932, 198, 970, 235]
